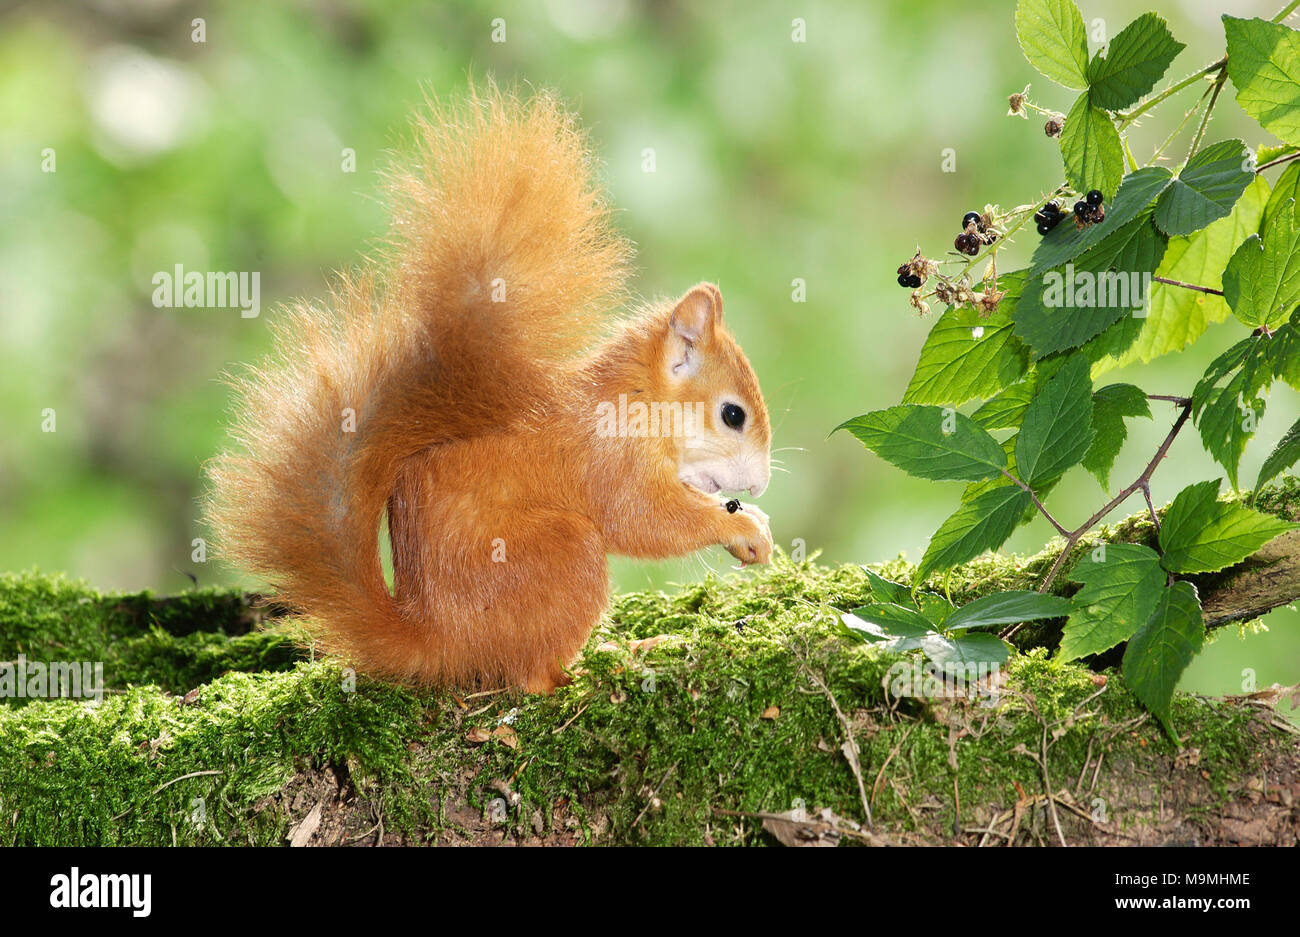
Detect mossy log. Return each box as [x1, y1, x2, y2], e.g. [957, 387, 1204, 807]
[1, 481, 1297, 846]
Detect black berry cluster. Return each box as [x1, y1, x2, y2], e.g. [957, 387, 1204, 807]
[1034, 201, 1065, 236]
[896, 264, 922, 288]
[953, 210, 997, 257]
[1073, 189, 1106, 226]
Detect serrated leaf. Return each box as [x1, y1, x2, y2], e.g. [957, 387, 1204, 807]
[1256, 416, 1300, 494]
[1224, 16, 1300, 147]
[1267, 318, 1300, 390]
[925, 632, 1010, 669]
[1060, 93, 1125, 197]
[836, 405, 1007, 482]
[972, 380, 1036, 431]
[1118, 176, 1269, 365]
[1223, 197, 1300, 330]
[1015, 355, 1094, 486]
[1087, 13, 1185, 111]
[1122, 581, 1204, 736]
[1016, 0, 1090, 89]
[942, 590, 1071, 632]
[1153, 139, 1253, 236]
[1194, 368, 1265, 490]
[1061, 543, 1165, 660]
[843, 603, 936, 650]
[1257, 143, 1300, 166]
[1260, 159, 1300, 234]
[903, 284, 1031, 406]
[1158, 478, 1297, 573]
[1030, 167, 1174, 275]
[1082, 383, 1151, 489]
[917, 486, 1031, 582]
[1014, 210, 1167, 358]
[863, 568, 913, 606]
[1077, 308, 1146, 367]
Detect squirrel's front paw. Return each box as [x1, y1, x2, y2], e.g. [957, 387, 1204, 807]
[724, 503, 772, 566]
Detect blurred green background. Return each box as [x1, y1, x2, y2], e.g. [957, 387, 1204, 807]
[1, 0, 1296, 700]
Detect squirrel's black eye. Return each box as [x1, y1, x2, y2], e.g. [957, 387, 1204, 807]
[721, 403, 745, 430]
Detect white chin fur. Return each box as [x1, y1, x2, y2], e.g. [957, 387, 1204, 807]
[678, 464, 768, 498]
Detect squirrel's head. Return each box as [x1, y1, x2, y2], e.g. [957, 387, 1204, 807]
[657, 283, 771, 498]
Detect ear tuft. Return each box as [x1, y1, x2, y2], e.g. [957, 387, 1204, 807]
[669, 283, 722, 344]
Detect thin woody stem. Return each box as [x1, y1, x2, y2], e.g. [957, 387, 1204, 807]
[1153, 276, 1224, 296]
[1001, 469, 1069, 537]
[1117, 57, 1225, 130]
[1186, 70, 1227, 161]
[1257, 151, 1300, 174]
[1036, 401, 1193, 594]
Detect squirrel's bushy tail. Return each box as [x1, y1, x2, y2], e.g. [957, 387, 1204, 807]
[204, 84, 630, 681]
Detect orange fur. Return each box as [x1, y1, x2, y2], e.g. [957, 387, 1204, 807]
[204, 85, 772, 693]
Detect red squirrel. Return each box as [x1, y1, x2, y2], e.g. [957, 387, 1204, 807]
[204, 86, 773, 693]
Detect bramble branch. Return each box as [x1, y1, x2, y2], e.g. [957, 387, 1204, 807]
[1153, 276, 1224, 296]
[1036, 399, 1194, 593]
[1001, 468, 1070, 537]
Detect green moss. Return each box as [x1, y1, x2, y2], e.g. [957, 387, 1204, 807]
[0, 571, 302, 704]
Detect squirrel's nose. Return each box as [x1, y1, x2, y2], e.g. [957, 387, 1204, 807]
[749, 481, 767, 497]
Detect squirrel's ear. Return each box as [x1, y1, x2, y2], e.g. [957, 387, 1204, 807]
[666, 283, 721, 378]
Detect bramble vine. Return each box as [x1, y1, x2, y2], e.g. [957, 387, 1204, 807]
[837, 0, 1300, 739]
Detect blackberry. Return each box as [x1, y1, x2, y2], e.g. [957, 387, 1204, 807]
[907, 274, 923, 288]
[954, 233, 979, 255]
[1037, 221, 1053, 236]
[962, 211, 982, 230]
[1086, 189, 1103, 207]
[898, 273, 911, 287]
[1074, 200, 1090, 219]
[1043, 200, 1061, 216]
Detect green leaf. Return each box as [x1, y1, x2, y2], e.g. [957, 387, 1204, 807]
[1015, 0, 1090, 89]
[971, 380, 1036, 431]
[835, 405, 1007, 482]
[1077, 308, 1146, 366]
[1015, 355, 1094, 486]
[903, 285, 1031, 406]
[1061, 543, 1165, 660]
[1260, 159, 1300, 234]
[1122, 581, 1204, 736]
[1194, 367, 1265, 490]
[1158, 478, 1297, 573]
[1257, 142, 1300, 166]
[1087, 13, 1185, 111]
[1267, 318, 1300, 391]
[942, 590, 1070, 633]
[1118, 176, 1269, 365]
[1030, 167, 1174, 275]
[925, 632, 1010, 669]
[1013, 210, 1167, 358]
[1153, 139, 1254, 237]
[917, 486, 1031, 582]
[1223, 197, 1300, 330]
[843, 603, 936, 649]
[1256, 416, 1300, 493]
[1082, 383, 1151, 489]
[1224, 16, 1300, 147]
[863, 568, 913, 607]
[1060, 93, 1125, 197]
